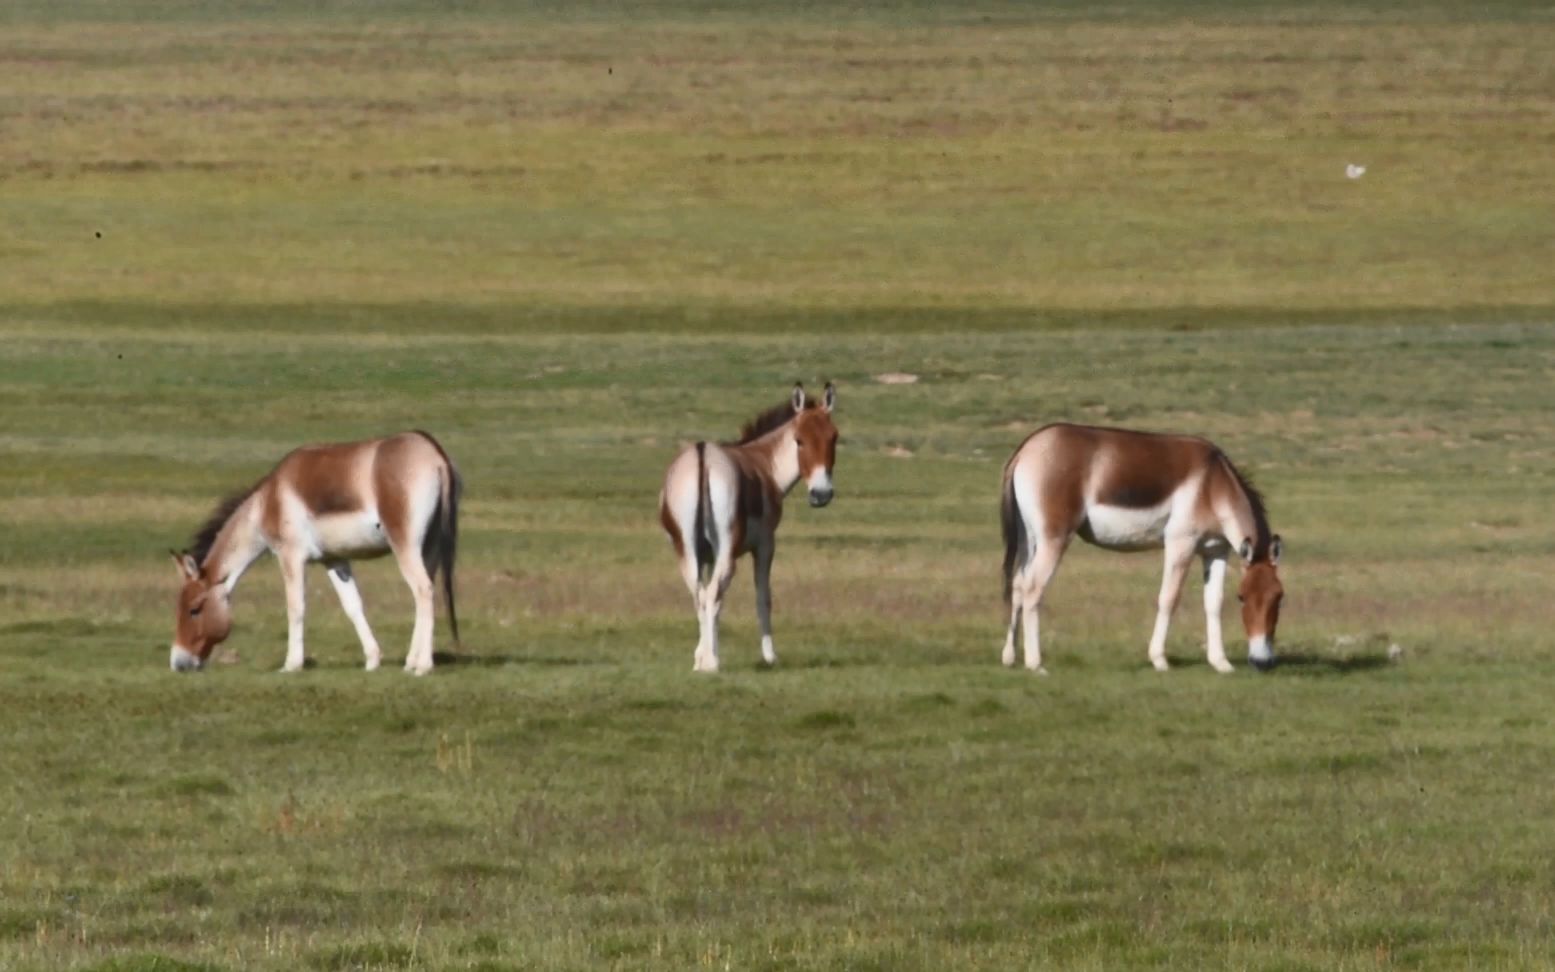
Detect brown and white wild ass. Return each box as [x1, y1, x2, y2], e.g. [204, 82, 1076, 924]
[169, 431, 460, 674]
[659, 382, 838, 672]
[1000, 423, 1283, 674]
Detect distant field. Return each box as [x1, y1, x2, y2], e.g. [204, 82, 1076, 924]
[3, 3, 1555, 971]
[2, 1, 1553, 321]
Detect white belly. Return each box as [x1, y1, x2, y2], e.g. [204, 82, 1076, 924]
[310, 512, 391, 560]
[1082, 502, 1171, 551]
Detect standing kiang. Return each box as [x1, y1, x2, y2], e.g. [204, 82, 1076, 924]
[999, 423, 1283, 674]
[169, 431, 461, 674]
[659, 382, 839, 673]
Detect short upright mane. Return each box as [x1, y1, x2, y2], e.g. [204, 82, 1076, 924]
[1217, 452, 1271, 556]
[190, 481, 260, 566]
[731, 400, 816, 445]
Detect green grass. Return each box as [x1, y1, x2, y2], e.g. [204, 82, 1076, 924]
[3, 2, 1555, 969]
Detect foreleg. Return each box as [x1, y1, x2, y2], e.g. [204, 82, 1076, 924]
[1202, 552, 1232, 673]
[1147, 536, 1197, 672]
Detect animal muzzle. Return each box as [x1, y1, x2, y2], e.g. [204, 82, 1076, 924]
[807, 470, 834, 507]
[1247, 635, 1275, 671]
[170, 644, 204, 673]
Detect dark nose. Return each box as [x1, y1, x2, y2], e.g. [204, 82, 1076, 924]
[808, 487, 833, 508]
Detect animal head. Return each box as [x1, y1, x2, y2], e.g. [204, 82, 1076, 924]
[1237, 535, 1283, 669]
[169, 551, 233, 672]
[790, 382, 838, 507]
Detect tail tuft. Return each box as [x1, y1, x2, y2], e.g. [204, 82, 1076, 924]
[421, 458, 461, 648]
[1001, 466, 1026, 603]
[693, 442, 716, 580]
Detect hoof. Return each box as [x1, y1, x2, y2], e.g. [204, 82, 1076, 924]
[1150, 659, 1170, 673]
[1211, 661, 1235, 675]
[1029, 665, 1049, 676]
[1001, 647, 1016, 668]
[364, 659, 381, 672]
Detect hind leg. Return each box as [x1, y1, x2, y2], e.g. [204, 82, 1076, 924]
[675, 553, 711, 671]
[1017, 534, 1069, 674]
[696, 549, 737, 674]
[390, 545, 437, 676]
[327, 561, 382, 671]
[1001, 594, 1021, 667]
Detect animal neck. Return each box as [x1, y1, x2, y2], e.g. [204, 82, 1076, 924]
[740, 424, 801, 494]
[1215, 458, 1269, 559]
[201, 495, 267, 592]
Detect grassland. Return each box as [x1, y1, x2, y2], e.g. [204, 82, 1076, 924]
[3, 2, 1555, 970]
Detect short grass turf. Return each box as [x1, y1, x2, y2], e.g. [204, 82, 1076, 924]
[4, 2, 1555, 971]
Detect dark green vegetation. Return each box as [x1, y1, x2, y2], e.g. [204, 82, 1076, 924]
[3, 2, 1555, 969]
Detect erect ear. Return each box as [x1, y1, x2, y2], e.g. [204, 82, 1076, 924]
[171, 549, 199, 581]
[1237, 538, 1254, 565]
[791, 382, 806, 413]
[1269, 535, 1282, 566]
[822, 381, 836, 413]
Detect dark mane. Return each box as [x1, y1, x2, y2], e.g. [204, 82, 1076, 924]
[1217, 452, 1271, 555]
[189, 481, 261, 566]
[730, 400, 816, 445]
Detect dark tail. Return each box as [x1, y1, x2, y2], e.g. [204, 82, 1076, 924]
[693, 442, 716, 581]
[1001, 464, 1026, 603]
[418, 438, 462, 648]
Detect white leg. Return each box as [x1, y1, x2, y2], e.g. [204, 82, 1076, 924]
[327, 561, 382, 672]
[1001, 595, 1021, 668]
[1202, 554, 1232, 674]
[1019, 535, 1068, 674]
[1147, 537, 1196, 672]
[678, 555, 711, 672]
[754, 540, 777, 666]
[393, 549, 437, 676]
[279, 554, 307, 673]
[696, 551, 737, 674]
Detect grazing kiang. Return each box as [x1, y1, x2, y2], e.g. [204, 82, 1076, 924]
[169, 431, 461, 674]
[659, 382, 839, 673]
[999, 423, 1283, 674]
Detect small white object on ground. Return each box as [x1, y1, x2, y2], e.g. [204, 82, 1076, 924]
[1346, 163, 1367, 179]
[1388, 643, 1404, 662]
[874, 372, 919, 385]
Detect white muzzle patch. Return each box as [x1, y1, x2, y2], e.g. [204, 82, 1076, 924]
[807, 468, 834, 507]
[1248, 635, 1274, 669]
[170, 644, 203, 672]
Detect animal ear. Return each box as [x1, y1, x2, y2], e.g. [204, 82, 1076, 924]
[1237, 538, 1254, 564]
[1269, 535, 1282, 565]
[171, 549, 199, 580]
[791, 382, 806, 413]
[822, 381, 836, 413]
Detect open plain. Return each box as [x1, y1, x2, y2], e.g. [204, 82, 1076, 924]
[3, 2, 1555, 969]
